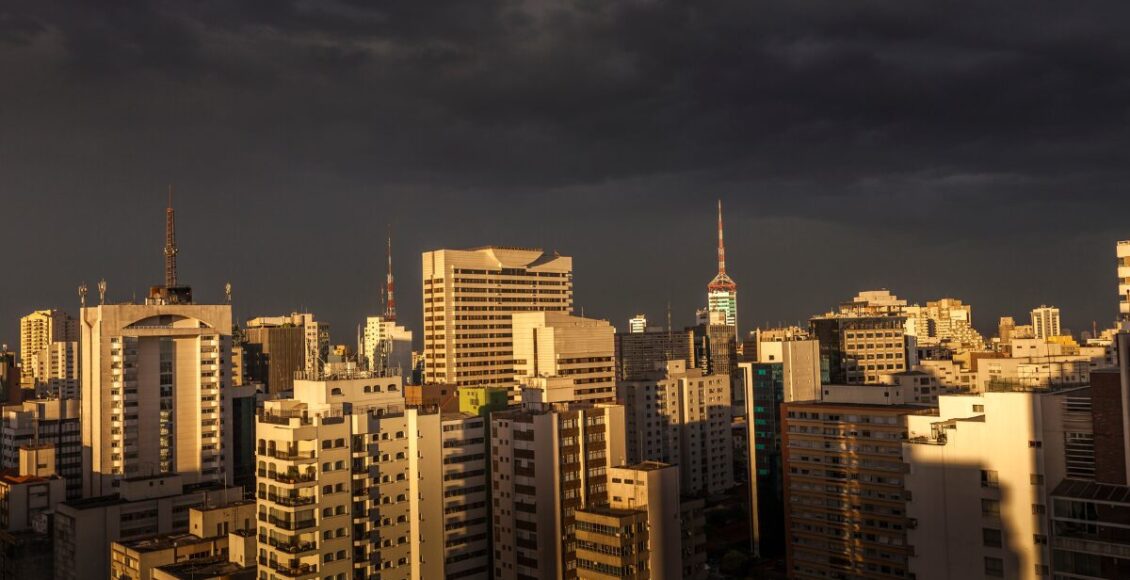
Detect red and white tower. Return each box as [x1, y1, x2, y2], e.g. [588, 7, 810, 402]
[706, 199, 738, 330]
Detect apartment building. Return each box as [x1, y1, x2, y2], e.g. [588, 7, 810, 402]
[53, 474, 244, 580]
[0, 445, 68, 580]
[1031, 306, 1062, 341]
[438, 412, 491, 579]
[903, 386, 1091, 579]
[512, 312, 616, 403]
[489, 401, 627, 580]
[781, 387, 936, 579]
[1119, 241, 1130, 323]
[617, 360, 734, 496]
[18, 309, 76, 388]
[422, 247, 573, 390]
[109, 500, 256, 580]
[245, 312, 330, 391]
[0, 398, 81, 498]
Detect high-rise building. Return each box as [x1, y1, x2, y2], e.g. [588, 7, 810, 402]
[33, 341, 77, 399]
[0, 347, 18, 405]
[614, 328, 695, 382]
[422, 247, 573, 389]
[512, 312, 616, 403]
[903, 386, 1089, 578]
[628, 314, 648, 334]
[601, 462, 689, 580]
[1031, 305, 1062, 340]
[79, 196, 237, 497]
[243, 323, 304, 394]
[781, 387, 935, 579]
[0, 446, 67, 580]
[489, 401, 627, 580]
[617, 360, 734, 496]
[810, 313, 914, 385]
[246, 312, 330, 381]
[902, 298, 986, 350]
[706, 200, 738, 331]
[255, 370, 487, 579]
[1119, 241, 1130, 323]
[1, 398, 82, 498]
[18, 309, 76, 389]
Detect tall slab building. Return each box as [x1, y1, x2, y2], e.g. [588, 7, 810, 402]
[422, 247, 573, 389]
[80, 195, 237, 496]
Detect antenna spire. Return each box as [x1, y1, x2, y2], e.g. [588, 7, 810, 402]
[164, 185, 178, 288]
[385, 227, 396, 322]
[717, 199, 726, 276]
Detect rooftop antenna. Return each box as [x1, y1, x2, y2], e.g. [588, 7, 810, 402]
[78, 282, 88, 308]
[164, 185, 179, 288]
[385, 226, 397, 322]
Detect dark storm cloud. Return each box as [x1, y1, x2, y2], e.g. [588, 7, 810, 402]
[2, 0, 1130, 346]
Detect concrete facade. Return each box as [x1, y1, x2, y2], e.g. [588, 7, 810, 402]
[513, 312, 616, 404]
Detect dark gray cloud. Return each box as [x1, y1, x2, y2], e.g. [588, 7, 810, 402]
[2, 0, 1130, 348]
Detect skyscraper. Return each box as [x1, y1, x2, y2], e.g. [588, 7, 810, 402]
[512, 312, 616, 403]
[706, 200, 738, 331]
[1031, 305, 1062, 340]
[79, 195, 237, 496]
[421, 246, 573, 389]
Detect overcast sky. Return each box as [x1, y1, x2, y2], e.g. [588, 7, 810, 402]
[3, 1, 1130, 349]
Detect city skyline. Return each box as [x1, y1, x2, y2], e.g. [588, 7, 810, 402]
[0, 195, 1125, 350]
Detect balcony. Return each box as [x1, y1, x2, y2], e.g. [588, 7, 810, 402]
[260, 492, 317, 507]
[259, 557, 317, 578]
[259, 448, 317, 462]
[260, 535, 318, 555]
[258, 469, 317, 485]
[259, 513, 317, 531]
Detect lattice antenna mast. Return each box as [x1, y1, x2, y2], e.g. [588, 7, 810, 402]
[717, 199, 726, 276]
[164, 185, 179, 288]
[385, 228, 397, 322]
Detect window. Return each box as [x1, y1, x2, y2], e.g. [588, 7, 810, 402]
[1032, 504, 1046, 515]
[982, 528, 1002, 548]
[972, 404, 984, 412]
[985, 557, 1004, 577]
[981, 470, 999, 488]
[1034, 534, 1047, 545]
[982, 499, 1000, 516]
[1031, 474, 1044, 485]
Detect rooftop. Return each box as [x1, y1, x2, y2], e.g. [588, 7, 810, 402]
[619, 461, 670, 472]
[116, 532, 211, 553]
[154, 556, 255, 580]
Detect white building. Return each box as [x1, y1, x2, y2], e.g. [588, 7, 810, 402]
[19, 309, 76, 388]
[1030, 305, 1062, 340]
[629, 314, 648, 334]
[362, 315, 413, 375]
[1120, 241, 1130, 323]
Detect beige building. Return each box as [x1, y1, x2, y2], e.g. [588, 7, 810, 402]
[1120, 240, 1130, 322]
[604, 462, 686, 580]
[1, 398, 81, 498]
[490, 401, 627, 580]
[756, 334, 821, 401]
[513, 312, 615, 404]
[903, 298, 987, 350]
[904, 387, 1091, 579]
[109, 501, 256, 580]
[53, 474, 244, 580]
[362, 315, 413, 375]
[422, 247, 573, 389]
[1030, 305, 1062, 340]
[255, 370, 464, 579]
[18, 309, 76, 388]
[79, 299, 235, 497]
[617, 360, 734, 496]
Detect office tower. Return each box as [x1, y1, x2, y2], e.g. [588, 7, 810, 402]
[18, 309, 76, 388]
[79, 196, 236, 497]
[781, 387, 935, 580]
[254, 370, 483, 579]
[512, 312, 616, 403]
[53, 474, 245, 580]
[1119, 241, 1130, 323]
[903, 387, 1090, 578]
[617, 360, 734, 496]
[739, 340, 821, 558]
[1031, 305, 1062, 340]
[811, 293, 915, 384]
[706, 200, 738, 331]
[1, 398, 82, 498]
[692, 311, 737, 378]
[614, 328, 695, 381]
[422, 246, 573, 389]
[0, 446, 68, 580]
[628, 314, 647, 334]
[109, 501, 256, 579]
[245, 312, 330, 385]
[490, 401, 627, 580]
